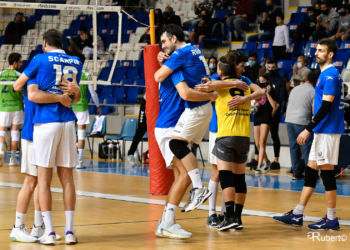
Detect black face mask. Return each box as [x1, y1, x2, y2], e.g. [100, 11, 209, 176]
[155, 14, 162, 21]
[345, 91, 348, 97]
[290, 86, 294, 92]
[339, 11, 346, 17]
[165, 12, 171, 18]
[267, 5, 274, 11]
[202, 15, 208, 20]
[269, 69, 278, 75]
[321, 9, 329, 15]
[259, 82, 268, 88]
[315, 9, 321, 16]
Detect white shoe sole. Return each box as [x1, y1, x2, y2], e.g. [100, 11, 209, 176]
[155, 231, 166, 238]
[76, 166, 86, 169]
[10, 235, 37, 243]
[273, 218, 303, 227]
[218, 222, 236, 231]
[185, 190, 212, 213]
[161, 232, 192, 239]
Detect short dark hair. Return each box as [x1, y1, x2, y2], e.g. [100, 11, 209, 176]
[320, 1, 330, 7]
[298, 55, 308, 64]
[276, 12, 285, 20]
[306, 70, 321, 85]
[340, 4, 350, 11]
[80, 24, 88, 33]
[165, 6, 173, 13]
[318, 38, 337, 57]
[248, 52, 258, 60]
[235, 51, 248, 64]
[43, 29, 62, 49]
[159, 24, 185, 42]
[218, 51, 236, 78]
[307, 7, 315, 12]
[15, 12, 24, 17]
[208, 56, 218, 65]
[8, 53, 21, 65]
[267, 58, 277, 66]
[76, 53, 85, 64]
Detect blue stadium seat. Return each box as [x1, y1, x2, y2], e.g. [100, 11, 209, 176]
[89, 105, 96, 114]
[293, 41, 305, 57]
[134, 79, 145, 94]
[297, 6, 309, 13]
[191, 43, 203, 50]
[98, 27, 109, 39]
[29, 50, 40, 61]
[113, 67, 127, 79]
[98, 67, 111, 81]
[204, 26, 231, 44]
[105, 97, 117, 113]
[287, 23, 299, 32]
[105, 35, 117, 49]
[112, 86, 125, 103]
[62, 29, 73, 37]
[252, 50, 266, 64]
[304, 41, 318, 58]
[287, 69, 293, 80]
[242, 42, 257, 50]
[134, 60, 144, 69]
[100, 106, 109, 115]
[121, 60, 133, 68]
[35, 9, 46, 19]
[124, 86, 139, 104]
[122, 34, 130, 43]
[121, 79, 133, 85]
[257, 41, 273, 50]
[290, 13, 308, 23]
[333, 50, 350, 72]
[277, 69, 285, 78]
[215, 9, 231, 20]
[237, 49, 250, 56]
[340, 41, 350, 49]
[109, 27, 118, 36]
[310, 59, 319, 69]
[335, 41, 340, 48]
[266, 49, 273, 58]
[277, 60, 293, 70]
[100, 87, 113, 99]
[125, 68, 139, 80]
[138, 68, 145, 79]
[77, 15, 89, 22]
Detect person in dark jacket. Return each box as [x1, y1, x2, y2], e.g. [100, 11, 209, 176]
[68, 25, 93, 56]
[5, 12, 30, 45]
[190, 9, 213, 42]
[248, 0, 283, 42]
[266, 58, 286, 170]
[163, 6, 182, 29]
[243, 52, 262, 83]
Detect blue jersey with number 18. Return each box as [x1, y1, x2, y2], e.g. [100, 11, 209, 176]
[24, 50, 82, 124]
[164, 44, 210, 109]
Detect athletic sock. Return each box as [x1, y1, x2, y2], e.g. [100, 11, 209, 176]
[42, 211, 54, 235]
[65, 211, 75, 233]
[78, 149, 84, 164]
[234, 204, 244, 219]
[225, 201, 235, 218]
[293, 204, 305, 215]
[327, 207, 336, 220]
[164, 203, 177, 223]
[0, 143, 4, 152]
[208, 180, 219, 216]
[11, 150, 16, 159]
[15, 212, 26, 227]
[188, 169, 202, 189]
[161, 205, 167, 222]
[34, 210, 44, 227]
[221, 195, 226, 215]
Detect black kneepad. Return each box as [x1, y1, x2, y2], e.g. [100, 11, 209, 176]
[233, 173, 247, 194]
[304, 166, 319, 188]
[320, 170, 337, 191]
[219, 170, 234, 190]
[169, 139, 191, 160]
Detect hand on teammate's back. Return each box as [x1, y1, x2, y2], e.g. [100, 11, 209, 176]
[195, 78, 216, 92]
[59, 75, 80, 96]
[234, 80, 249, 92]
[227, 95, 246, 109]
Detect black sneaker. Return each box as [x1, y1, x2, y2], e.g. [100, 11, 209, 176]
[232, 217, 243, 230]
[270, 161, 280, 170]
[218, 215, 235, 231]
[206, 214, 221, 228]
[247, 159, 258, 168]
[292, 173, 305, 180]
[218, 214, 225, 223]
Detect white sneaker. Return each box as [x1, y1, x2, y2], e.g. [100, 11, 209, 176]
[9, 157, 20, 166]
[184, 186, 212, 213]
[65, 230, 78, 245]
[155, 219, 165, 238]
[10, 225, 37, 243]
[262, 161, 271, 173]
[126, 155, 135, 166]
[181, 190, 192, 212]
[255, 167, 263, 174]
[30, 224, 61, 240]
[76, 163, 86, 169]
[0, 151, 4, 167]
[38, 231, 56, 245]
[158, 220, 192, 239]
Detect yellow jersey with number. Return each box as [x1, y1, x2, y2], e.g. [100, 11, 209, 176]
[215, 78, 251, 138]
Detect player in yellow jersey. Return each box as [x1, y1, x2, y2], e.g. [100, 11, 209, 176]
[197, 51, 265, 231]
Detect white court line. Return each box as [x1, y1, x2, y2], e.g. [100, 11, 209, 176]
[1, 181, 349, 227]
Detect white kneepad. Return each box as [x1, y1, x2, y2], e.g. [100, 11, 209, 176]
[77, 129, 86, 141]
[11, 130, 20, 141]
[0, 130, 7, 138]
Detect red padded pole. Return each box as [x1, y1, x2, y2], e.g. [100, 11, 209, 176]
[144, 44, 174, 195]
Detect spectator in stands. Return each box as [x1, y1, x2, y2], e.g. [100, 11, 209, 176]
[163, 6, 182, 29]
[266, 58, 287, 170]
[285, 70, 320, 179]
[330, 4, 350, 41]
[248, 0, 283, 42]
[208, 56, 218, 76]
[244, 52, 261, 83]
[155, 9, 164, 39]
[90, 27, 105, 52]
[190, 9, 213, 43]
[68, 25, 93, 58]
[183, 0, 216, 30]
[312, 1, 339, 41]
[290, 56, 311, 82]
[225, 0, 256, 41]
[296, 7, 318, 42]
[5, 12, 30, 45]
[272, 12, 290, 63]
[314, 1, 321, 17]
[344, 84, 350, 126]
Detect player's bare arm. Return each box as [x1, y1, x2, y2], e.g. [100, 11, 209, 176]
[13, 73, 30, 91]
[194, 79, 249, 92]
[175, 81, 218, 102]
[154, 65, 173, 83]
[157, 51, 169, 66]
[297, 94, 335, 145]
[227, 83, 265, 108]
[59, 75, 81, 105]
[28, 84, 72, 108]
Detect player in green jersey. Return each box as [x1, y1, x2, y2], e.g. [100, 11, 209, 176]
[72, 55, 102, 169]
[0, 53, 23, 167]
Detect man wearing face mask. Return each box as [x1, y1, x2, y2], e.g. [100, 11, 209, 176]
[243, 52, 261, 83]
[5, 12, 30, 45]
[183, 0, 216, 30]
[266, 58, 287, 170]
[248, 0, 283, 42]
[330, 4, 350, 41]
[190, 9, 213, 43]
[290, 56, 311, 82]
[297, 7, 318, 42]
[312, 2, 339, 41]
[163, 6, 182, 29]
[68, 25, 93, 58]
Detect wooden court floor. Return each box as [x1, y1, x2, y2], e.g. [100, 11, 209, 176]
[0, 156, 350, 250]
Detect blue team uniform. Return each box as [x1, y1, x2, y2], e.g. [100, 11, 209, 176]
[314, 65, 344, 134]
[24, 50, 82, 124]
[164, 44, 210, 109]
[22, 79, 37, 142]
[156, 73, 185, 128]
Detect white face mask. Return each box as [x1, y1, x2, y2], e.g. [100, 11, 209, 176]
[297, 62, 302, 69]
[90, 31, 93, 35]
